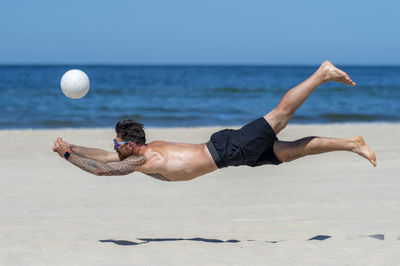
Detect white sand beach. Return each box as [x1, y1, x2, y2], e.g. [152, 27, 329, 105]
[1, 123, 399, 265]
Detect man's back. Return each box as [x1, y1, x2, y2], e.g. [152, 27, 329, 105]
[137, 141, 218, 181]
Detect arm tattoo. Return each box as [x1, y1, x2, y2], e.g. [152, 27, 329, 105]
[68, 153, 146, 176]
[144, 173, 171, 182]
[70, 145, 118, 163]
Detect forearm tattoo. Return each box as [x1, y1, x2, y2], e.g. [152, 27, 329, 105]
[68, 153, 146, 176]
[145, 173, 171, 182]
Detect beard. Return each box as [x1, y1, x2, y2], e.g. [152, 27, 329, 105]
[117, 150, 130, 161]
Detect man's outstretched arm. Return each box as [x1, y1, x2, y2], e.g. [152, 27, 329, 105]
[56, 137, 119, 163]
[67, 153, 146, 176]
[53, 137, 145, 176]
[69, 153, 172, 180]
[70, 144, 120, 163]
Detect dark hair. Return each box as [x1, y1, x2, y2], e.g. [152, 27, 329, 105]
[115, 120, 146, 145]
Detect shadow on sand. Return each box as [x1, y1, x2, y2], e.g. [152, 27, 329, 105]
[100, 237, 240, 246]
[100, 234, 385, 246]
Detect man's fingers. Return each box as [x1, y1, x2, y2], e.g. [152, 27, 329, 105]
[52, 139, 66, 156]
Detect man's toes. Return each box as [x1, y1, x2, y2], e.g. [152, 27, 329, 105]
[345, 77, 356, 86]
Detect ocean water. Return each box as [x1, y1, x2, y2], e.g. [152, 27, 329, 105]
[0, 65, 399, 129]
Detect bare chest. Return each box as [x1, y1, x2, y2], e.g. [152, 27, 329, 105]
[137, 142, 217, 181]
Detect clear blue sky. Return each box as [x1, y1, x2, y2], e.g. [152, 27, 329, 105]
[0, 0, 398, 65]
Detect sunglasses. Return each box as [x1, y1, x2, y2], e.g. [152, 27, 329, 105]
[113, 139, 130, 148]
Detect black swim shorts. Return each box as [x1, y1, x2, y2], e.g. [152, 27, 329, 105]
[206, 117, 282, 168]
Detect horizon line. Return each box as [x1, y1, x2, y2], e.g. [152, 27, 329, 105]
[1, 62, 399, 67]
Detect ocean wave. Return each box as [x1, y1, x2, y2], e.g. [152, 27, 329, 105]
[320, 113, 398, 122]
[41, 120, 84, 127]
[117, 114, 202, 121]
[213, 87, 266, 93]
[94, 87, 127, 95]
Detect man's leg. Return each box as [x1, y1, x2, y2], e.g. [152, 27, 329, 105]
[264, 61, 356, 135]
[273, 136, 377, 167]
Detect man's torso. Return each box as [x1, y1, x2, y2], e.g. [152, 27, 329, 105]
[135, 141, 218, 181]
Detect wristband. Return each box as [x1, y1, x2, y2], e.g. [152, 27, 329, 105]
[64, 150, 72, 160]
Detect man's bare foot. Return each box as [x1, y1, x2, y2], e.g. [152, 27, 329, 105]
[318, 60, 356, 86]
[352, 136, 377, 167]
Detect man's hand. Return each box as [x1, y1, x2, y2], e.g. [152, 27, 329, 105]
[52, 137, 71, 158]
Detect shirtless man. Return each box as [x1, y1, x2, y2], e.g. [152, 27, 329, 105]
[53, 61, 377, 182]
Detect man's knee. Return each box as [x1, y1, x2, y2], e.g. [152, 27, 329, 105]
[264, 109, 290, 135]
[273, 140, 299, 163]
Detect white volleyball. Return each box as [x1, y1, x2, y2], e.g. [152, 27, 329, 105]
[60, 69, 90, 99]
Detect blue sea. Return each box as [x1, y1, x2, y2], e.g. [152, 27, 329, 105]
[0, 65, 399, 129]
